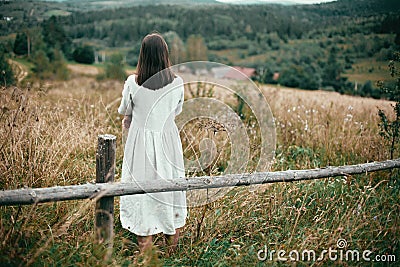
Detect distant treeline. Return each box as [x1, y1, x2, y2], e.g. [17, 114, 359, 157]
[58, 1, 400, 47]
[0, 0, 399, 98]
[61, 0, 399, 98]
[1, 0, 399, 46]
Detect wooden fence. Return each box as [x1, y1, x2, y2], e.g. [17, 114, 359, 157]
[1, 134, 400, 243]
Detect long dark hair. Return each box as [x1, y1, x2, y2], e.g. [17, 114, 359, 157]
[136, 33, 175, 90]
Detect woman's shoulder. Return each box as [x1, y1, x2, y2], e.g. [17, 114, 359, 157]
[174, 75, 183, 85]
[126, 74, 137, 85]
[124, 74, 140, 93]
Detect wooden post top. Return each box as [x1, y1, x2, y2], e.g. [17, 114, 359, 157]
[98, 134, 116, 140]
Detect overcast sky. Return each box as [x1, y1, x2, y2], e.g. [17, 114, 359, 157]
[216, 0, 336, 4]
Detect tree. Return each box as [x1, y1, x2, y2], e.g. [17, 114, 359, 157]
[42, 16, 72, 59]
[186, 35, 208, 61]
[73, 45, 95, 64]
[322, 47, 342, 90]
[163, 31, 186, 65]
[31, 50, 51, 80]
[260, 67, 277, 84]
[279, 65, 302, 88]
[28, 27, 47, 56]
[0, 52, 15, 86]
[98, 53, 127, 81]
[13, 32, 28, 56]
[125, 40, 141, 67]
[30, 49, 70, 80]
[359, 80, 381, 99]
[52, 49, 69, 80]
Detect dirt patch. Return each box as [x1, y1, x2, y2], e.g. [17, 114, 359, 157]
[9, 60, 28, 83]
[67, 64, 100, 76]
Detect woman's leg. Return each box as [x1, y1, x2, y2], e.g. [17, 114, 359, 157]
[137, 235, 153, 252]
[165, 228, 180, 254]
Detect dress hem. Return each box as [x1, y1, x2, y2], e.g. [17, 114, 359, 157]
[121, 220, 186, 236]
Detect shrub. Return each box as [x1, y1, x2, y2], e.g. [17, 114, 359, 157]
[13, 32, 28, 56]
[0, 52, 15, 86]
[73, 45, 95, 64]
[97, 53, 127, 81]
[31, 50, 52, 80]
[377, 51, 400, 159]
[52, 49, 69, 80]
[278, 64, 319, 90]
[31, 49, 69, 80]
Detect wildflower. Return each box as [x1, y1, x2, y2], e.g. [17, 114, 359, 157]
[344, 114, 353, 122]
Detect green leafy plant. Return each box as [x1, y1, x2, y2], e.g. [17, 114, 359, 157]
[377, 51, 400, 159]
[0, 52, 15, 86]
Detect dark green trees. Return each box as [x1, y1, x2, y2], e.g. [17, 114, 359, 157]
[42, 16, 72, 59]
[13, 32, 28, 56]
[73, 45, 95, 64]
[322, 47, 342, 90]
[25, 16, 71, 80]
[0, 52, 15, 86]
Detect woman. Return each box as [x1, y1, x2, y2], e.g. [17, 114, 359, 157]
[118, 33, 187, 253]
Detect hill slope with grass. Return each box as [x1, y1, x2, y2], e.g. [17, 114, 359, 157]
[0, 73, 398, 265]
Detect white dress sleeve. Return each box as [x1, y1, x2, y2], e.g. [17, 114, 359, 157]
[118, 75, 135, 115]
[175, 78, 184, 116]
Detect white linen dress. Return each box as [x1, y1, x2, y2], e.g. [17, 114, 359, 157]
[118, 74, 187, 236]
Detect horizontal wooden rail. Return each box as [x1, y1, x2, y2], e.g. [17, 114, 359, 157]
[1, 158, 399, 206]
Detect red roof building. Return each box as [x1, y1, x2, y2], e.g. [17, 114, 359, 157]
[223, 66, 256, 80]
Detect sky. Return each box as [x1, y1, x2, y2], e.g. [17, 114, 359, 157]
[216, 0, 336, 4]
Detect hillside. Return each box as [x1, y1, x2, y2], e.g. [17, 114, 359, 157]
[1, 71, 398, 265]
[0, 0, 399, 95]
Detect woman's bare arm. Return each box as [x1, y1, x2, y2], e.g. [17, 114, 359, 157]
[122, 115, 132, 129]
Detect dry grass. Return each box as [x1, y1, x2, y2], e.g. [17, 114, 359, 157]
[262, 84, 394, 166]
[0, 76, 398, 266]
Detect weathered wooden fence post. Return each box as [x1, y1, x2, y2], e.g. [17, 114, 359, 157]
[95, 134, 116, 244]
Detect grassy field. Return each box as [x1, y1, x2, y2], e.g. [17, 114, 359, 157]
[0, 68, 398, 266]
[343, 59, 398, 85]
[43, 10, 72, 17]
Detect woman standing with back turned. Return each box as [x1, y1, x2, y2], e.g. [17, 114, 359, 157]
[117, 33, 187, 254]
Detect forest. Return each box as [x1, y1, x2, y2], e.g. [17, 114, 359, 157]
[1, 0, 400, 95]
